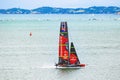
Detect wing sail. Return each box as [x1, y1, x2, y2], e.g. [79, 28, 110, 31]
[58, 22, 69, 65]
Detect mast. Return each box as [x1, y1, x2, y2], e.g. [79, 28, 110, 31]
[58, 22, 69, 65]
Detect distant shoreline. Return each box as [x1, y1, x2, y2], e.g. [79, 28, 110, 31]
[0, 6, 120, 14]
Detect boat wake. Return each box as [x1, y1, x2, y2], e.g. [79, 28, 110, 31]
[40, 65, 56, 69]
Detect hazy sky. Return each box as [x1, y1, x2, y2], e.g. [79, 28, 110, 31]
[0, 0, 120, 9]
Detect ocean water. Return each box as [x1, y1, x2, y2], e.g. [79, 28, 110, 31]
[0, 14, 120, 80]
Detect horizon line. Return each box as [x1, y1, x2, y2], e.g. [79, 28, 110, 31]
[0, 6, 120, 10]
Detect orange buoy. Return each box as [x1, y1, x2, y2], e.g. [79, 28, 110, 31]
[30, 32, 32, 36]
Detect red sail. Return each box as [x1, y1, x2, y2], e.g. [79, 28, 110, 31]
[69, 42, 80, 65]
[58, 22, 69, 65]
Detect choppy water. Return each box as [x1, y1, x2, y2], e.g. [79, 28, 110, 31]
[0, 14, 120, 80]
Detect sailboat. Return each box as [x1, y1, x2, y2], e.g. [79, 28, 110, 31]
[55, 22, 85, 68]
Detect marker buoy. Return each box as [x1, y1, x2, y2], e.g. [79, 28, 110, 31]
[30, 32, 32, 36]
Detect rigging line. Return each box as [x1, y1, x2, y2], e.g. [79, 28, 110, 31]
[69, 26, 73, 44]
[69, 26, 80, 55]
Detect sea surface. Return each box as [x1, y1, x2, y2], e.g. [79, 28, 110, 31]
[0, 14, 120, 80]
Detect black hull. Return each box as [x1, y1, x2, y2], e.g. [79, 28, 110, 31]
[55, 63, 81, 67]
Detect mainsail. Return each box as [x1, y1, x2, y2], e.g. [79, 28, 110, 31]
[58, 22, 69, 65]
